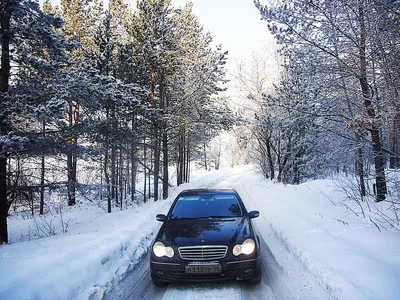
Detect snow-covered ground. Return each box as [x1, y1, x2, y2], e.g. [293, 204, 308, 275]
[1, 165, 399, 299]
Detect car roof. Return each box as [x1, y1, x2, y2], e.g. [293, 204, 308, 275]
[178, 189, 238, 196]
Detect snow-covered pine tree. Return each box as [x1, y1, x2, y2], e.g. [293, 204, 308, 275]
[84, 5, 149, 211]
[108, 0, 130, 45]
[259, 55, 332, 183]
[0, 0, 69, 244]
[130, 0, 178, 200]
[57, 0, 93, 206]
[169, 2, 235, 185]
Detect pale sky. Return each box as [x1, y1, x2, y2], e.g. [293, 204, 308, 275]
[39, 0, 273, 70]
[171, 0, 272, 66]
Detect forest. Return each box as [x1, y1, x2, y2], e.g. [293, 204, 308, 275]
[0, 0, 236, 244]
[1, 0, 399, 244]
[247, 1, 399, 203]
[234, 0, 399, 228]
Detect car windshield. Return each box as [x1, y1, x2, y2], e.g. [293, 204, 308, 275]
[170, 193, 243, 219]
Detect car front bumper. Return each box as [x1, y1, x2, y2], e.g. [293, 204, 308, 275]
[150, 256, 261, 283]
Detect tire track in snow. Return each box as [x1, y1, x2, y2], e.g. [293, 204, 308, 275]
[237, 181, 335, 300]
[103, 167, 332, 300]
[103, 249, 168, 300]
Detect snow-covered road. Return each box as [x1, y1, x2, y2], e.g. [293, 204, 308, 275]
[2, 165, 399, 300]
[103, 232, 331, 300]
[103, 167, 332, 300]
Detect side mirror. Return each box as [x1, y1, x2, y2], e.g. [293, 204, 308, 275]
[156, 214, 167, 222]
[248, 210, 260, 219]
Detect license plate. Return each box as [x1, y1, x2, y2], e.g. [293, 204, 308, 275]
[185, 264, 222, 274]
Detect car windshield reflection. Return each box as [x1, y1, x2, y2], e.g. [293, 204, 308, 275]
[170, 193, 243, 219]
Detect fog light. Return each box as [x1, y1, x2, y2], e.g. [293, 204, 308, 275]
[156, 271, 165, 277]
[243, 268, 253, 274]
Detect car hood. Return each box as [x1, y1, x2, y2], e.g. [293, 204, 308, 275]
[156, 217, 252, 247]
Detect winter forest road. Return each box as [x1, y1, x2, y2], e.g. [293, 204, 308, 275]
[103, 168, 332, 300]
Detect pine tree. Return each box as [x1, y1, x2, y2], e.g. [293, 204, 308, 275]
[58, 0, 95, 206]
[0, 0, 68, 244]
[170, 2, 234, 185]
[84, 6, 149, 211]
[131, 0, 176, 200]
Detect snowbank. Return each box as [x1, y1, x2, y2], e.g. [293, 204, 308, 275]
[234, 172, 400, 300]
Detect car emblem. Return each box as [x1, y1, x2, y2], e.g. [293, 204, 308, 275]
[200, 234, 205, 243]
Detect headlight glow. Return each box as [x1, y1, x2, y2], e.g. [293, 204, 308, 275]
[233, 239, 256, 256]
[153, 241, 174, 258]
[233, 244, 242, 256]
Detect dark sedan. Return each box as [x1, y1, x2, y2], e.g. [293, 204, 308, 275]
[150, 189, 261, 285]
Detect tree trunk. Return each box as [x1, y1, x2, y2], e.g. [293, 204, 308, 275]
[181, 132, 186, 184]
[115, 154, 119, 205]
[355, 134, 366, 197]
[104, 151, 111, 213]
[111, 105, 117, 205]
[279, 137, 292, 184]
[111, 145, 116, 204]
[331, 10, 368, 195]
[67, 152, 76, 206]
[215, 138, 221, 170]
[158, 72, 169, 199]
[0, 3, 11, 93]
[215, 152, 220, 170]
[276, 150, 283, 183]
[162, 129, 168, 199]
[358, 0, 387, 201]
[143, 138, 147, 203]
[126, 149, 130, 198]
[0, 154, 7, 244]
[104, 108, 111, 213]
[40, 123, 46, 215]
[389, 110, 399, 169]
[148, 143, 152, 200]
[100, 159, 103, 201]
[185, 134, 190, 182]
[153, 126, 160, 201]
[177, 129, 184, 186]
[370, 127, 387, 201]
[266, 137, 274, 180]
[293, 161, 300, 185]
[119, 149, 123, 208]
[131, 143, 138, 203]
[67, 102, 78, 206]
[203, 142, 208, 170]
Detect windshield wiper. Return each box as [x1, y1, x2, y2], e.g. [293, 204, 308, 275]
[173, 216, 238, 220]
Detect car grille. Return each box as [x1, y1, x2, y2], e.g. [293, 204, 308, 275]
[178, 245, 228, 260]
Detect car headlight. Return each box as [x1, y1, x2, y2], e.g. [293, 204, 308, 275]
[233, 238, 256, 256]
[153, 241, 174, 258]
